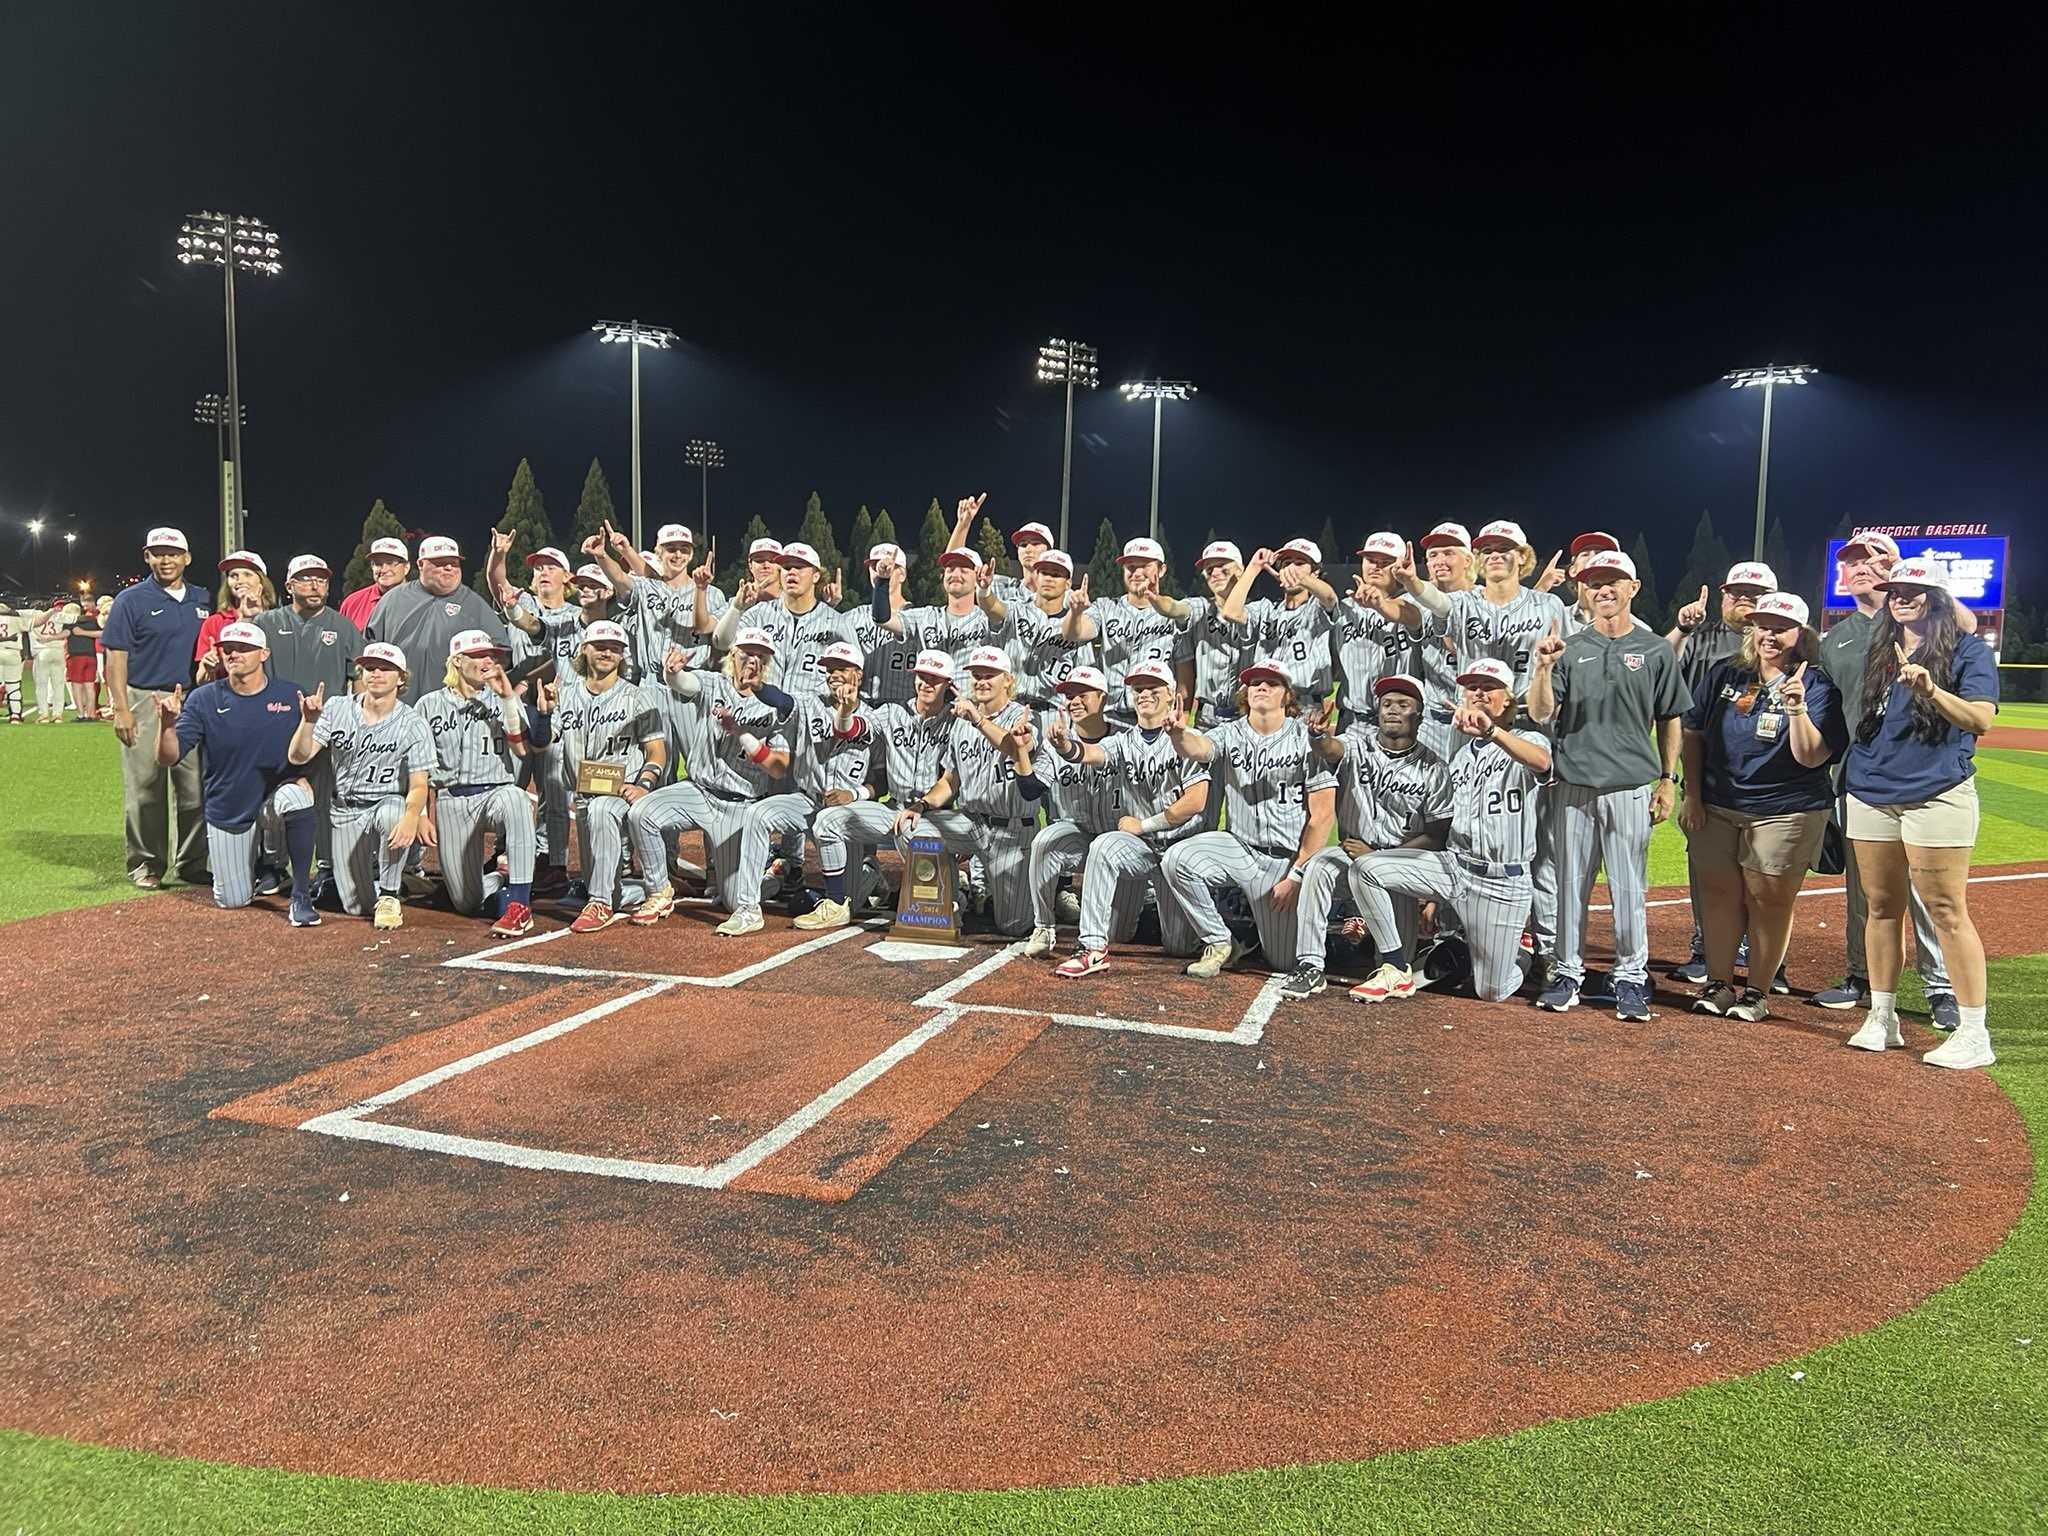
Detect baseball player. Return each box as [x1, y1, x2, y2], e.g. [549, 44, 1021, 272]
[415, 629, 547, 936]
[1020, 667, 1125, 955]
[708, 541, 853, 695]
[943, 496, 1048, 609]
[28, 599, 73, 722]
[1330, 533, 1423, 729]
[1177, 541, 1260, 727]
[1295, 676, 1454, 998]
[153, 620, 319, 923]
[1158, 657, 1338, 979]
[1404, 522, 1478, 763]
[551, 620, 667, 933]
[0, 602, 26, 722]
[586, 520, 729, 686]
[888, 646, 1046, 937]
[1034, 660, 1211, 975]
[339, 536, 410, 632]
[846, 542, 915, 706]
[285, 642, 435, 928]
[1219, 540, 1339, 704]
[1005, 550, 1098, 708]
[741, 536, 787, 601]
[872, 545, 1012, 674]
[1348, 657, 1553, 1004]
[364, 535, 510, 703]
[1070, 537, 1189, 726]
[1524, 549, 1688, 1021]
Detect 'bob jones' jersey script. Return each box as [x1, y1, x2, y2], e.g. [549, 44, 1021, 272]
[1449, 727, 1547, 866]
[1203, 716, 1333, 853]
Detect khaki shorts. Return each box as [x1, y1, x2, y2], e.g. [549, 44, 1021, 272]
[1689, 804, 1831, 877]
[1846, 778, 1980, 848]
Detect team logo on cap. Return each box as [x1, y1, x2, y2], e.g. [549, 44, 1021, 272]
[1879, 559, 1947, 592]
[1577, 551, 1637, 582]
[286, 554, 331, 580]
[1056, 666, 1108, 693]
[938, 548, 984, 569]
[1124, 659, 1176, 687]
[655, 524, 693, 547]
[1034, 550, 1075, 577]
[1196, 540, 1243, 568]
[748, 538, 784, 559]
[819, 641, 865, 668]
[419, 536, 462, 561]
[582, 620, 628, 647]
[1750, 591, 1811, 625]
[964, 646, 1011, 673]
[449, 629, 506, 657]
[1277, 538, 1322, 564]
[218, 621, 266, 648]
[911, 649, 956, 680]
[1722, 562, 1777, 591]
[526, 546, 570, 570]
[1011, 522, 1055, 547]
[779, 542, 823, 570]
[1457, 657, 1514, 688]
[866, 542, 906, 568]
[356, 641, 408, 670]
[1359, 532, 1403, 561]
[1418, 522, 1471, 550]
[1569, 531, 1621, 556]
[1843, 531, 1901, 561]
[145, 526, 191, 552]
[1238, 657, 1289, 684]
[368, 537, 409, 560]
[733, 626, 777, 652]
[1119, 537, 1165, 564]
[218, 549, 267, 574]
[1373, 674, 1424, 700]
[573, 563, 614, 592]
[1474, 520, 1527, 548]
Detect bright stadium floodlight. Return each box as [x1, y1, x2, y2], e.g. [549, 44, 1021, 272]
[1723, 364, 1817, 561]
[193, 394, 246, 541]
[593, 319, 679, 549]
[1120, 380, 1198, 542]
[178, 213, 281, 560]
[683, 438, 724, 550]
[1036, 336, 1100, 551]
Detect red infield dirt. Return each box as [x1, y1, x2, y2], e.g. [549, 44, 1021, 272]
[0, 868, 2038, 1497]
[1982, 723, 2048, 751]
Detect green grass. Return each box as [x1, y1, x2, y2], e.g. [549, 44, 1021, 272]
[1993, 699, 2048, 730]
[2, 716, 2046, 1533]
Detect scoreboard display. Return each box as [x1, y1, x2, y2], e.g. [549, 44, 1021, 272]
[1824, 532, 2011, 655]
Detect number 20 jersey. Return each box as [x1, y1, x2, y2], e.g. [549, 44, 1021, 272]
[1449, 727, 1547, 867]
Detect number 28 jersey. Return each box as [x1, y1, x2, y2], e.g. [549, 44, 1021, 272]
[1450, 727, 1547, 867]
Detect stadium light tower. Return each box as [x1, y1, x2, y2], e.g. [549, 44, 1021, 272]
[1119, 379, 1198, 543]
[683, 438, 724, 549]
[27, 518, 43, 590]
[1036, 337, 1099, 551]
[593, 319, 678, 549]
[1723, 364, 1817, 562]
[193, 394, 246, 540]
[177, 213, 282, 560]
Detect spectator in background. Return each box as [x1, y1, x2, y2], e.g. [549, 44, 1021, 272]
[66, 595, 103, 721]
[340, 537, 410, 631]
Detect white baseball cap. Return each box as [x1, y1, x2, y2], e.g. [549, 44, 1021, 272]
[1119, 537, 1166, 564]
[778, 542, 823, 570]
[1124, 659, 1176, 687]
[1722, 562, 1777, 592]
[144, 527, 191, 553]
[732, 626, 777, 653]
[1374, 674, 1425, 702]
[449, 629, 508, 657]
[1419, 522, 1471, 551]
[1238, 657, 1290, 685]
[1457, 657, 1515, 689]
[572, 563, 614, 593]
[355, 641, 409, 670]
[285, 554, 331, 581]
[418, 535, 462, 562]
[748, 537, 784, 559]
[1056, 666, 1109, 694]
[1841, 532, 1901, 562]
[217, 621, 267, 649]
[1474, 520, 1527, 548]
[912, 649, 956, 681]
[1034, 549, 1075, 578]
[1749, 592, 1811, 627]
[1575, 551, 1637, 583]
[938, 547, 984, 570]
[525, 546, 570, 570]
[1196, 540, 1244, 568]
[655, 523, 694, 548]
[1277, 537, 1322, 565]
[865, 542, 907, 569]
[1359, 532, 1404, 561]
[1011, 522, 1055, 547]
[217, 549, 268, 574]
[1570, 531, 1622, 556]
[819, 640, 865, 669]
[368, 538, 410, 561]
[581, 619, 629, 648]
[964, 645, 1012, 674]
[1879, 558, 1949, 592]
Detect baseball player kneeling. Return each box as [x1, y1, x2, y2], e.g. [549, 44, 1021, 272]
[554, 620, 668, 933]
[1348, 657, 1552, 1003]
[285, 641, 436, 928]
[1022, 666, 1125, 957]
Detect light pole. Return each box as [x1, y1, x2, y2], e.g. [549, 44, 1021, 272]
[194, 394, 245, 543]
[63, 531, 77, 584]
[177, 213, 282, 560]
[1036, 337, 1099, 551]
[27, 519, 42, 591]
[592, 319, 678, 549]
[1723, 364, 1816, 562]
[683, 439, 724, 548]
[1119, 380, 1198, 543]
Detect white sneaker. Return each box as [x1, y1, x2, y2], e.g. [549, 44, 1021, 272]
[1055, 890, 1082, 925]
[1185, 938, 1239, 979]
[372, 894, 403, 930]
[1022, 925, 1058, 958]
[1845, 1013, 1904, 1052]
[1923, 1021, 1994, 1070]
[715, 908, 765, 938]
[792, 898, 850, 931]
[1349, 962, 1416, 1003]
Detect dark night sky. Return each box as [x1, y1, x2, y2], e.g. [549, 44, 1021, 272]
[3, 8, 2044, 604]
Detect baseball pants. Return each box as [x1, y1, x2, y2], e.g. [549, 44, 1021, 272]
[574, 794, 637, 908]
[1528, 781, 1559, 959]
[1029, 820, 1097, 929]
[1551, 780, 1652, 987]
[536, 738, 574, 867]
[628, 782, 749, 907]
[729, 793, 817, 916]
[1299, 845, 1416, 969]
[1, 654, 22, 720]
[329, 798, 412, 916]
[206, 781, 316, 909]
[1159, 831, 1300, 971]
[434, 786, 535, 916]
[1841, 800, 1950, 990]
[813, 799, 899, 911]
[120, 685, 207, 881]
[1352, 849, 1532, 1002]
[1075, 831, 1200, 955]
[32, 650, 63, 719]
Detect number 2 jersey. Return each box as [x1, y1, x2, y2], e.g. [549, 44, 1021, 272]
[1203, 716, 1334, 856]
[311, 695, 436, 802]
[1427, 586, 1569, 699]
[1448, 727, 1547, 867]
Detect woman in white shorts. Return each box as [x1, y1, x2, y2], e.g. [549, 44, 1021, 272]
[1839, 560, 2000, 1068]
[1677, 592, 1848, 1022]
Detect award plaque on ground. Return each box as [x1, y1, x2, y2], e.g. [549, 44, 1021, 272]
[890, 832, 961, 944]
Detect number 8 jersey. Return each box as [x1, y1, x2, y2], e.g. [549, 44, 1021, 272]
[1449, 727, 1547, 867]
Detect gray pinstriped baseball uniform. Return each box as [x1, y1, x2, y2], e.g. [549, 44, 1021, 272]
[729, 692, 871, 917]
[513, 593, 591, 864]
[1254, 595, 1338, 702]
[1331, 599, 1422, 726]
[811, 699, 952, 905]
[735, 597, 860, 697]
[1297, 726, 1452, 968]
[1085, 598, 1186, 723]
[847, 607, 916, 706]
[416, 684, 540, 916]
[310, 693, 436, 915]
[553, 674, 665, 907]
[1177, 595, 1256, 724]
[1009, 604, 1098, 704]
[895, 602, 1010, 676]
[1027, 713, 1124, 930]
[914, 700, 1039, 936]
[1072, 724, 1210, 954]
[626, 671, 783, 903]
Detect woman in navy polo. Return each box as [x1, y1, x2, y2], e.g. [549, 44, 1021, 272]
[1678, 592, 1848, 1022]
[1840, 560, 2000, 1069]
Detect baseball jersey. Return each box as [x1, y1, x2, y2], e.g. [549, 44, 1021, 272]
[1331, 598, 1421, 714]
[737, 598, 859, 696]
[1545, 626, 1690, 791]
[625, 575, 726, 684]
[867, 701, 954, 797]
[312, 695, 436, 802]
[170, 675, 303, 831]
[554, 676, 665, 787]
[990, 572, 1036, 609]
[101, 578, 211, 691]
[1331, 726, 1453, 847]
[895, 602, 1010, 673]
[1086, 596, 1185, 678]
[1202, 716, 1335, 856]
[1449, 727, 1547, 866]
[1036, 713, 1125, 831]
[946, 701, 1036, 820]
[1255, 595, 1337, 699]
[256, 605, 364, 700]
[0, 611, 27, 670]
[669, 672, 786, 798]
[1432, 586, 1570, 697]
[366, 581, 510, 703]
[512, 594, 590, 684]
[1178, 595, 1257, 710]
[1098, 726, 1210, 846]
[779, 692, 874, 802]
[29, 607, 71, 657]
[846, 607, 915, 705]
[1008, 603, 1098, 703]
[1684, 659, 1848, 815]
[416, 687, 532, 788]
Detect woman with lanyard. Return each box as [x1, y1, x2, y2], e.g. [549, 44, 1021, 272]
[1839, 560, 2000, 1068]
[1677, 593, 1847, 1022]
[196, 551, 276, 684]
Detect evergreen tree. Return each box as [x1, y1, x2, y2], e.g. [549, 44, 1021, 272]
[794, 491, 845, 586]
[1669, 509, 1731, 629]
[342, 498, 408, 593]
[1085, 517, 1123, 605]
[476, 459, 554, 598]
[870, 508, 898, 555]
[569, 459, 617, 552]
[844, 505, 876, 601]
[913, 498, 949, 606]
[1156, 531, 1184, 598]
[976, 517, 1009, 579]
[719, 514, 770, 598]
[1315, 516, 1339, 566]
[1763, 518, 1795, 594]
[1627, 531, 1661, 630]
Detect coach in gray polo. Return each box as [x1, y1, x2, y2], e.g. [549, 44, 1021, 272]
[365, 534, 508, 703]
[1526, 550, 1688, 1021]
[257, 554, 362, 699]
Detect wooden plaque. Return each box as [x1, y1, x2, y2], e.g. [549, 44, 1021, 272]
[575, 758, 627, 797]
[890, 832, 961, 944]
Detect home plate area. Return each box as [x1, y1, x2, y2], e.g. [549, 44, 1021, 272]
[214, 917, 1283, 1203]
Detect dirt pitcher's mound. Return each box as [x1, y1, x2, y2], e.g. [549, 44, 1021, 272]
[0, 883, 2032, 1497]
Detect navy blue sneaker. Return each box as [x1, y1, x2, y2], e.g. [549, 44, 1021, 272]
[1614, 979, 1653, 1022]
[288, 893, 321, 928]
[556, 879, 589, 912]
[1536, 975, 1580, 1012]
[1928, 992, 1961, 1032]
[1666, 955, 1708, 984]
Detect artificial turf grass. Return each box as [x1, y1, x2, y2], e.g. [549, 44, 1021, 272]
[0, 718, 177, 923]
[2, 956, 2044, 1536]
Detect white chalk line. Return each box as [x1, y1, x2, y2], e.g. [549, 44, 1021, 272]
[1589, 868, 2046, 913]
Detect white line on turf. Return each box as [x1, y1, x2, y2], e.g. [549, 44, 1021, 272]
[1590, 868, 2046, 913]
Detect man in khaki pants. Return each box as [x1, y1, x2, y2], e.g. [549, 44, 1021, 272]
[102, 527, 213, 888]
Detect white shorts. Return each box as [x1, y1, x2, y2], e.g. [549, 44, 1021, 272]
[1846, 779, 1979, 849]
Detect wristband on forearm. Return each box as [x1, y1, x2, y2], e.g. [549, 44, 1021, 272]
[1138, 812, 1171, 835]
[738, 732, 771, 765]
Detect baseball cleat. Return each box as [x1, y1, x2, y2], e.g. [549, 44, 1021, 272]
[1022, 925, 1058, 959]
[1349, 962, 1415, 1003]
[792, 898, 851, 931]
[1184, 935, 1247, 979]
[1845, 1012, 1904, 1052]
[1054, 946, 1109, 978]
[1054, 890, 1082, 925]
[1812, 978, 1869, 1011]
[715, 908, 765, 938]
[372, 894, 404, 930]
[1922, 1022, 1993, 1070]
[1927, 992, 1961, 1032]
[1536, 976, 1581, 1013]
[252, 867, 287, 897]
[568, 900, 623, 934]
[1666, 955, 1708, 984]
[1613, 979, 1654, 1022]
[130, 869, 163, 891]
[288, 894, 322, 928]
[630, 884, 676, 927]
[1279, 962, 1327, 1000]
[1692, 981, 1738, 1017]
[489, 901, 535, 939]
